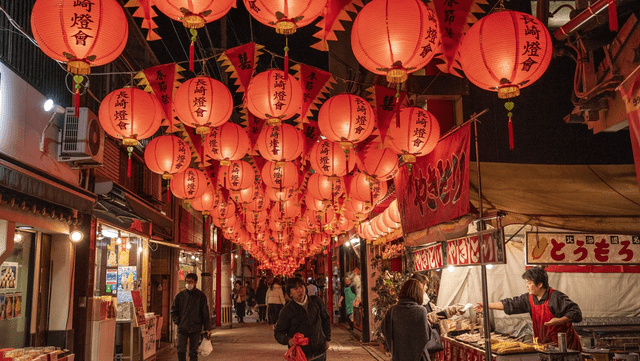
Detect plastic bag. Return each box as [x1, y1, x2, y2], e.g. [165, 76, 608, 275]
[284, 333, 308, 361]
[198, 336, 213, 357]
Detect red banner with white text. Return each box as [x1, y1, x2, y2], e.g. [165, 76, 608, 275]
[394, 123, 471, 235]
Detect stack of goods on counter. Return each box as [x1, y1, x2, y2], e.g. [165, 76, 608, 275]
[0, 347, 74, 361]
[455, 333, 536, 354]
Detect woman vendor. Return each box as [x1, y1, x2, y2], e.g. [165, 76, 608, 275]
[474, 267, 582, 351]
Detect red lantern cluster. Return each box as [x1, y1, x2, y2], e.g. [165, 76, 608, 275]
[174, 76, 233, 134]
[318, 94, 375, 148]
[246, 70, 303, 125]
[243, 0, 327, 35]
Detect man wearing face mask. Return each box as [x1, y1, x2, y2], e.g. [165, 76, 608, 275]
[171, 273, 211, 361]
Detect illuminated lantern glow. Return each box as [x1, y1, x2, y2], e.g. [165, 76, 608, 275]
[245, 191, 268, 212]
[256, 124, 304, 163]
[265, 185, 297, 202]
[246, 209, 269, 223]
[191, 190, 218, 216]
[356, 142, 399, 181]
[349, 172, 388, 206]
[306, 173, 344, 203]
[246, 221, 267, 234]
[221, 160, 256, 191]
[387, 107, 440, 163]
[381, 208, 401, 230]
[304, 193, 327, 213]
[309, 140, 355, 178]
[230, 181, 261, 205]
[388, 199, 401, 224]
[246, 70, 303, 125]
[170, 168, 209, 202]
[99, 87, 164, 146]
[269, 219, 286, 232]
[459, 10, 553, 99]
[270, 198, 301, 222]
[318, 94, 374, 148]
[213, 213, 236, 228]
[31, 0, 128, 75]
[338, 217, 355, 232]
[242, 0, 327, 35]
[211, 200, 236, 219]
[205, 123, 250, 165]
[153, 0, 234, 27]
[174, 76, 233, 134]
[350, 0, 440, 83]
[144, 135, 190, 179]
[262, 161, 299, 189]
[344, 199, 372, 219]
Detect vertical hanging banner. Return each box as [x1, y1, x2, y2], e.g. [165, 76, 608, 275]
[366, 85, 408, 144]
[136, 63, 185, 132]
[619, 77, 640, 196]
[217, 43, 263, 95]
[291, 64, 335, 127]
[394, 123, 471, 235]
[311, 0, 363, 51]
[247, 111, 265, 155]
[124, 0, 161, 41]
[301, 119, 321, 159]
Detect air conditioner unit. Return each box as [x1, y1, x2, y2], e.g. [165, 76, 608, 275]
[58, 107, 104, 166]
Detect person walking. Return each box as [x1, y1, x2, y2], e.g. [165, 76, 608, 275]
[233, 280, 247, 323]
[245, 281, 255, 316]
[274, 277, 331, 361]
[307, 278, 318, 296]
[266, 277, 286, 325]
[338, 276, 357, 330]
[381, 278, 434, 361]
[255, 277, 269, 323]
[170, 273, 211, 361]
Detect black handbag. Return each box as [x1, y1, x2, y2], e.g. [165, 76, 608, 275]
[425, 303, 444, 353]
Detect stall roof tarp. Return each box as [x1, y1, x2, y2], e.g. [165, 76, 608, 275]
[469, 163, 640, 234]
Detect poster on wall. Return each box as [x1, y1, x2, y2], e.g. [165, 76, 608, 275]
[131, 290, 146, 327]
[13, 293, 21, 318]
[107, 239, 118, 267]
[4, 294, 14, 319]
[117, 266, 137, 303]
[0, 262, 18, 290]
[118, 242, 130, 266]
[106, 269, 118, 293]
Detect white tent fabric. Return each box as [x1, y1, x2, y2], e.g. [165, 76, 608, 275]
[436, 242, 640, 323]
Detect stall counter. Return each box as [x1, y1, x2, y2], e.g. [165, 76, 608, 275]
[437, 335, 540, 361]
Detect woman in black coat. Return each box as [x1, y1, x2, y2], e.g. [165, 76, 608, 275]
[255, 277, 269, 323]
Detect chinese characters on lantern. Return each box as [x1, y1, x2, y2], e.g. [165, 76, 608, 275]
[413, 243, 444, 271]
[113, 91, 130, 130]
[354, 97, 369, 135]
[526, 233, 640, 264]
[420, 11, 438, 57]
[192, 79, 208, 119]
[520, 14, 542, 72]
[71, 0, 95, 46]
[446, 229, 506, 266]
[272, 73, 287, 111]
[411, 109, 431, 148]
[208, 128, 219, 155]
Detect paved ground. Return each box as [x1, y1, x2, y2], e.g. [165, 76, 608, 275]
[156, 312, 390, 360]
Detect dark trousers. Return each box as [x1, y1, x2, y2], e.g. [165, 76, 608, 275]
[236, 301, 245, 322]
[268, 303, 283, 325]
[177, 332, 200, 361]
[258, 305, 267, 322]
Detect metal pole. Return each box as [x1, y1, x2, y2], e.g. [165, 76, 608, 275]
[473, 114, 492, 356]
[327, 237, 333, 323]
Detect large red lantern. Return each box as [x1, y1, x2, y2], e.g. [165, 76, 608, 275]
[309, 140, 355, 178]
[262, 161, 299, 189]
[356, 142, 399, 181]
[213, 213, 236, 228]
[243, 0, 327, 35]
[245, 191, 268, 212]
[387, 199, 402, 224]
[230, 181, 261, 205]
[205, 123, 250, 165]
[304, 193, 327, 213]
[174, 76, 233, 134]
[211, 200, 236, 219]
[246, 70, 303, 125]
[265, 185, 297, 202]
[344, 199, 372, 218]
[387, 107, 440, 163]
[349, 172, 388, 206]
[169, 167, 209, 202]
[144, 135, 190, 179]
[191, 190, 218, 216]
[99, 87, 164, 146]
[306, 173, 344, 202]
[256, 124, 304, 162]
[350, 0, 439, 83]
[221, 160, 256, 191]
[318, 94, 374, 148]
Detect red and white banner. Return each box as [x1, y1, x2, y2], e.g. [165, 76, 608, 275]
[446, 229, 506, 266]
[525, 232, 640, 265]
[413, 243, 444, 271]
[619, 77, 640, 196]
[394, 123, 471, 235]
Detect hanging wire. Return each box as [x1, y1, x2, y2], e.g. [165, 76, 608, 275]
[169, 18, 190, 61]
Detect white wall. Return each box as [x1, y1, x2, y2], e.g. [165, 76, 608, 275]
[48, 234, 75, 331]
[0, 63, 79, 185]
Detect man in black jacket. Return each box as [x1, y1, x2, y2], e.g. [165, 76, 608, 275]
[274, 277, 331, 361]
[171, 273, 211, 361]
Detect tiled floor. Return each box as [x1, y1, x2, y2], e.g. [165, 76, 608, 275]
[155, 313, 390, 360]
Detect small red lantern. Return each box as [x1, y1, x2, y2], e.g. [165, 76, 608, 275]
[351, 0, 440, 83]
[191, 190, 218, 216]
[344, 199, 372, 218]
[262, 161, 299, 189]
[230, 181, 261, 205]
[174, 76, 233, 134]
[387, 199, 401, 224]
[356, 142, 399, 181]
[245, 190, 268, 212]
[256, 124, 304, 162]
[318, 94, 374, 148]
[349, 172, 387, 206]
[246, 70, 303, 125]
[221, 160, 256, 191]
[265, 185, 297, 202]
[169, 167, 209, 203]
[387, 107, 440, 163]
[306, 173, 344, 203]
[213, 213, 236, 228]
[211, 200, 236, 219]
[243, 0, 327, 35]
[246, 209, 269, 223]
[304, 193, 327, 213]
[144, 135, 190, 179]
[205, 122, 251, 165]
[309, 139, 355, 178]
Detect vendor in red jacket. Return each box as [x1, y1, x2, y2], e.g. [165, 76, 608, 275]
[474, 267, 582, 351]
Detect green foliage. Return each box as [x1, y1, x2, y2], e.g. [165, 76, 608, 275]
[369, 255, 410, 344]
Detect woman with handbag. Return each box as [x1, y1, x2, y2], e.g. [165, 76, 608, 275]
[381, 278, 434, 361]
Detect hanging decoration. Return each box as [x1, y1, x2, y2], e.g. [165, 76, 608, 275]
[204, 122, 251, 165]
[306, 173, 344, 203]
[256, 124, 304, 163]
[246, 70, 304, 126]
[349, 172, 387, 207]
[221, 160, 256, 191]
[367, 85, 408, 144]
[144, 135, 190, 180]
[291, 64, 336, 127]
[191, 190, 218, 217]
[387, 107, 440, 165]
[262, 161, 300, 189]
[170, 167, 210, 204]
[174, 76, 233, 135]
[243, 0, 327, 35]
[309, 139, 354, 178]
[136, 63, 185, 130]
[355, 141, 400, 182]
[311, 0, 363, 51]
[124, 0, 161, 41]
[318, 94, 375, 149]
[217, 43, 264, 104]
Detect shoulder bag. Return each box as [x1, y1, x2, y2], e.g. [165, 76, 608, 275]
[425, 303, 444, 353]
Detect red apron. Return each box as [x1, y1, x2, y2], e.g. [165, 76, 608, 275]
[529, 288, 582, 351]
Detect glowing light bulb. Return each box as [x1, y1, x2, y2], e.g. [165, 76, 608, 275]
[447, 265, 455, 272]
[116, 238, 122, 245]
[126, 243, 131, 250]
[486, 264, 493, 270]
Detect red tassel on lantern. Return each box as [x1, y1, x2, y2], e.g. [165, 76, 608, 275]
[284, 37, 289, 81]
[508, 118, 514, 150]
[167, 183, 171, 204]
[189, 41, 195, 72]
[127, 154, 132, 177]
[74, 89, 80, 118]
[608, 0, 618, 32]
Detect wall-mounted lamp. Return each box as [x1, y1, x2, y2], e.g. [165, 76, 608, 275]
[116, 231, 122, 245]
[40, 99, 66, 153]
[14, 233, 23, 243]
[70, 229, 84, 242]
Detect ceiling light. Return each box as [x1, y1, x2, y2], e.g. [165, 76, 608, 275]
[126, 242, 131, 250]
[16, 226, 33, 230]
[70, 230, 84, 243]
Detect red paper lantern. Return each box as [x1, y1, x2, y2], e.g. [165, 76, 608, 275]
[318, 94, 374, 148]
[246, 209, 269, 223]
[174, 76, 233, 134]
[144, 135, 190, 179]
[246, 70, 303, 125]
[356, 142, 399, 181]
[205, 123, 251, 165]
[304, 193, 327, 213]
[350, 0, 440, 83]
[154, 0, 234, 27]
[387, 107, 440, 162]
[99, 87, 164, 146]
[211, 200, 236, 219]
[306, 173, 344, 202]
[221, 160, 256, 191]
[256, 124, 304, 162]
[387, 199, 401, 224]
[262, 161, 299, 189]
[31, 0, 128, 75]
[344, 199, 372, 217]
[381, 208, 400, 230]
[243, 0, 327, 34]
[309, 140, 355, 177]
[349, 172, 388, 206]
[245, 191, 268, 212]
[246, 220, 267, 234]
[265, 185, 297, 202]
[459, 10, 553, 99]
[230, 180, 261, 204]
[213, 213, 236, 228]
[191, 190, 218, 216]
[169, 167, 209, 202]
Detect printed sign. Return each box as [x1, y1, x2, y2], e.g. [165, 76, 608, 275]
[131, 290, 146, 327]
[106, 269, 118, 285]
[526, 232, 640, 265]
[117, 266, 137, 303]
[413, 243, 444, 271]
[446, 229, 506, 266]
[0, 262, 18, 290]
